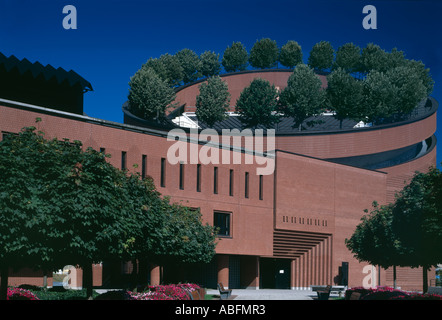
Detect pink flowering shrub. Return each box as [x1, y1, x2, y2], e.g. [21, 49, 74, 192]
[130, 283, 201, 300]
[346, 286, 442, 300]
[7, 287, 40, 300]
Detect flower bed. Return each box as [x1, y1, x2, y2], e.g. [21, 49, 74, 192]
[128, 283, 202, 300]
[345, 286, 442, 300]
[7, 287, 40, 300]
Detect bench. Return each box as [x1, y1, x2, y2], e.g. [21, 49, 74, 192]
[314, 285, 332, 300]
[217, 283, 232, 300]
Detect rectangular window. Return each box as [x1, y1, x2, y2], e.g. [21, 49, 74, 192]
[213, 167, 218, 194]
[229, 169, 234, 196]
[179, 162, 185, 190]
[121, 151, 127, 170]
[141, 155, 147, 179]
[160, 158, 166, 187]
[196, 164, 201, 192]
[245, 172, 249, 198]
[259, 174, 263, 200]
[214, 211, 231, 237]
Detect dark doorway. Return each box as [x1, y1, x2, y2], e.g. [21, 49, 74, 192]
[259, 258, 290, 289]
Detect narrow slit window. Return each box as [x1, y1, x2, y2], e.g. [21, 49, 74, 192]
[121, 151, 127, 170]
[229, 169, 234, 196]
[141, 154, 147, 179]
[179, 162, 185, 190]
[259, 175, 263, 200]
[213, 167, 218, 194]
[161, 158, 166, 187]
[196, 164, 201, 192]
[245, 172, 249, 198]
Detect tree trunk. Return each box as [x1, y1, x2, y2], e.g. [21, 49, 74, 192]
[393, 265, 397, 289]
[83, 263, 93, 299]
[423, 265, 428, 293]
[0, 265, 9, 300]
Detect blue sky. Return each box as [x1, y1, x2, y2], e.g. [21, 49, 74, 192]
[1, 0, 441, 166]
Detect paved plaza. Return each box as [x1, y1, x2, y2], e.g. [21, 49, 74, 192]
[206, 288, 340, 300]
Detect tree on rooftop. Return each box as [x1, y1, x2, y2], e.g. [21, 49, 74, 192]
[176, 48, 202, 84]
[308, 41, 334, 72]
[222, 42, 249, 73]
[128, 66, 177, 121]
[200, 51, 221, 78]
[386, 65, 428, 118]
[333, 43, 361, 74]
[195, 76, 231, 127]
[278, 64, 325, 131]
[235, 78, 280, 129]
[249, 38, 279, 69]
[279, 40, 303, 69]
[326, 68, 364, 128]
[361, 70, 399, 124]
[143, 54, 184, 87]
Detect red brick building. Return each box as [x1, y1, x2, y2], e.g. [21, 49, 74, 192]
[0, 54, 437, 291]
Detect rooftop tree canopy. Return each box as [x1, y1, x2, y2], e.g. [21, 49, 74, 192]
[222, 41, 249, 72]
[249, 38, 279, 69]
[235, 78, 280, 128]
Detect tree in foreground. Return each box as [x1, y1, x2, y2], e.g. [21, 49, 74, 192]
[308, 41, 334, 72]
[278, 64, 325, 130]
[279, 40, 303, 69]
[235, 78, 280, 129]
[222, 42, 249, 73]
[0, 126, 135, 299]
[195, 76, 231, 127]
[128, 66, 176, 121]
[0, 125, 218, 299]
[248, 38, 279, 69]
[391, 167, 442, 293]
[345, 202, 404, 288]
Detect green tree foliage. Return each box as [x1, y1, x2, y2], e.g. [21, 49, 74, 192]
[279, 40, 303, 69]
[386, 65, 428, 116]
[0, 125, 218, 299]
[345, 202, 404, 288]
[333, 43, 361, 74]
[143, 54, 184, 87]
[361, 70, 399, 124]
[360, 43, 388, 73]
[326, 68, 364, 128]
[403, 59, 434, 96]
[222, 42, 249, 72]
[248, 38, 279, 69]
[128, 66, 176, 121]
[199, 51, 221, 78]
[392, 168, 442, 292]
[176, 48, 202, 84]
[308, 41, 334, 72]
[346, 167, 442, 293]
[195, 76, 231, 127]
[235, 78, 280, 128]
[278, 64, 325, 130]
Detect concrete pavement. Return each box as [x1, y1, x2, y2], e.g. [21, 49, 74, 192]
[206, 288, 322, 300]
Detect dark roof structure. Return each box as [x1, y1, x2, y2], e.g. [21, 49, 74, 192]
[0, 52, 92, 114]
